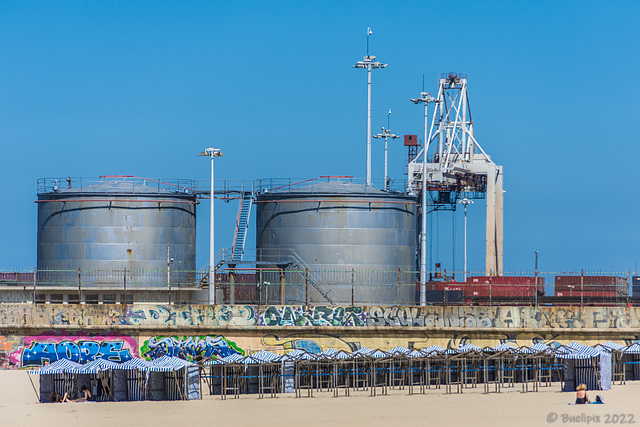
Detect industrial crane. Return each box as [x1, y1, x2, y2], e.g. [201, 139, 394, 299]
[408, 73, 504, 291]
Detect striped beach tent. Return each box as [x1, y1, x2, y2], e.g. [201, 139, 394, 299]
[458, 344, 482, 353]
[529, 343, 552, 353]
[599, 341, 625, 352]
[116, 357, 154, 371]
[250, 350, 280, 363]
[320, 348, 338, 357]
[622, 343, 640, 354]
[333, 350, 352, 360]
[491, 343, 517, 353]
[421, 345, 445, 355]
[387, 346, 410, 356]
[151, 356, 194, 371]
[280, 349, 314, 361]
[352, 347, 373, 357]
[29, 359, 83, 375]
[407, 349, 426, 358]
[70, 358, 121, 374]
[369, 350, 388, 359]
[220, 353, 245, 364]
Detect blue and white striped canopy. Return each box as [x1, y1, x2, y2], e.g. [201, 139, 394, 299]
[117, 358, 154, 371]
[29, 359, 83, 375]
[387, 346, 410, 356]
[623, 343, 640, 354]
[352, 347, 373, 357]
[530, 343, 552, 353]
[333, 351, 352, 360]
[407, 349, 426, 358]
[458, 344, 482, 353]
[68, 358, 121, 374]
[217, 353, 246, 364]
[492, 343, 517, 353]
[280, 349, 315, 361]
[600, 341, 625, 351]
[150, 355, 194, 371]
[250, 350, 280, 363]
[421, 345, 445, 355]
[556, 343, 601, 360]
[369, 350, 388, 359]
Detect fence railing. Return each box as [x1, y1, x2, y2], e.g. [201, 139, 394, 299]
[0, 269, 638, 306]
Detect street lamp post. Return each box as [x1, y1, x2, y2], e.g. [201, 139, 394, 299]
[458, 198, 473, 281]
[354, 27, 387, 186]
[373, 125, 399, 189]
[199, 147, 223, 304]
[410, 91, 437, 306]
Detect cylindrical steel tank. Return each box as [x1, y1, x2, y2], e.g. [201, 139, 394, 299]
[36, 177, 197, 287]
[255, 181, 417, 305]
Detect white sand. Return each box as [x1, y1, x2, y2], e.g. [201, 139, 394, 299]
[0, 370, 638, 426]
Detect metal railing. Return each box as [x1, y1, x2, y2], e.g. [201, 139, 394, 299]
[1, 268, 637, 306]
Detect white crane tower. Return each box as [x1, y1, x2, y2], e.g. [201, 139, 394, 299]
[408, 73, 504, 286]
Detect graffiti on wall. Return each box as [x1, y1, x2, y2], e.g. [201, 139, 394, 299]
[0, 303, 639, 330]
[10, 330, 137, 368]
[122, 304, 257, 327]
[364, 306, 494, 328]
[140, 336, 244, 361]
[263, 334, 361, 353]
[260, 306, 366, 327]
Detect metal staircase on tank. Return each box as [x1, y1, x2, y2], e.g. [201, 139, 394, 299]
[231, 192, 253, 263]
[287, 249, 335, 305]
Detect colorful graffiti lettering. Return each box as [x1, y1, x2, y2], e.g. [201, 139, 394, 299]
[141, 336, 244, 361]
[263, 334, 359, 353]
[10, 331, 137, 367]
[260, 306, 366, 327]
[122, 304, 257, 327]
[0, 336, 12, 351]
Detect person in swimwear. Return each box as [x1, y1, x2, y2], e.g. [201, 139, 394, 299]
[576, 383, 590, 404]
[63, 385, 92, 403]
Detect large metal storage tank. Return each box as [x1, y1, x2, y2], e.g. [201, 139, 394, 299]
[255, 180, 417, 305]
[36, 176, 197, 287]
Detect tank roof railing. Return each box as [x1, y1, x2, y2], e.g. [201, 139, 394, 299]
[254, 177, 408, 195]
[37, 176, 198, 195]
[38, 177, 410, 198]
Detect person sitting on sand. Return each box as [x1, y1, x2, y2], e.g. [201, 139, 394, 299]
[576, 383, 590, 404]
[49, 391, 63, 403]
[63, 385, 91, 403]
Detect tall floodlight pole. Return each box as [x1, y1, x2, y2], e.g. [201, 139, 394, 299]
[411, 91, 436, 306]
[199, 147, 223, 304]
[459, 198, 474, 281]
[354, 27, 387, 186]
[373, 123, 399, 189]
[534, 251, 539, 307]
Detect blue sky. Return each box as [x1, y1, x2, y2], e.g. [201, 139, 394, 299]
[0, 1, 638, 274]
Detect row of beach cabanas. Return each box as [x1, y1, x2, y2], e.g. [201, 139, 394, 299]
[29, 355, 200, 403]
[28, 341, 640, 402]
[203, 341, 640, 398]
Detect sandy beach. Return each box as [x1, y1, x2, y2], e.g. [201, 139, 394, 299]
[0, 370, 638, 426]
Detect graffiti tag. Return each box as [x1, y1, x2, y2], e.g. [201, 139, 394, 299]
[10, 331, 137, 367]
[141, 336, 244, 361]
[260, 306, 366, 327]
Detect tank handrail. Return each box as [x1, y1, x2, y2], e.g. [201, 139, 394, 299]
[34, 198, 197, 204]
[253, 199, 416, 204]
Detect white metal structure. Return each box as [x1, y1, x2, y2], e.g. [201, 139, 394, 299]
[408, 73, 504, 277]
[354, 27, 387, 186]
[199, 147, 223, 304]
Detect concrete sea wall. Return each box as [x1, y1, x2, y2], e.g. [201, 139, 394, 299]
[1, 303, 639, 368]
